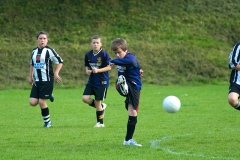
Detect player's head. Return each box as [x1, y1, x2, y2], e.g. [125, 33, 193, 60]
[36, 31, 48, 39]
[36, 31, 48, 49]
[90, 35, 102, 53]
[111, 38, 128, 58]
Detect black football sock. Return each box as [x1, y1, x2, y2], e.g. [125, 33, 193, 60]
[125, 116, 137, 141]
[41, 107, 50, 124]
[90, 99, 95, 108]
[96, 110, 104, 124]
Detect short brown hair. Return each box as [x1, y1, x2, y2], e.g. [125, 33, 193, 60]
[36, 31, 48, 39]
[111, 38, 128, 52]
[90, 35, 101, 42]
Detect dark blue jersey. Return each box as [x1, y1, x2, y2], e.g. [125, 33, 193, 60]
[84, 49, 111, 88]
[111, 52, 142, 90]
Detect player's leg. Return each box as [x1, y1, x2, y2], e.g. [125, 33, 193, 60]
[39, 82, 53, 128]
[29, 84, 39, 106]
[123, 103, 141, 146]
[228, 92, 239, 107]
[38, 99, 51, 127]
[93, 100, 104, 127]
[123, 87, 142, 146]
[93, 87, 107, 128]
[125, 104, 138, 139]
[82, 84, 95, 107]
[228, 84, 240, 110]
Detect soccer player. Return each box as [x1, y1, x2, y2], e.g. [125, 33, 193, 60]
[29, 31, 63, 128]
[228, 43, 240, 110]
[110, 38, 143, 147]
[82, 35, 111, 128]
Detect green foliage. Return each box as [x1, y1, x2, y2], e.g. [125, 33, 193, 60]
[1, 85, 239, 159]
[1, 0, 239, 88]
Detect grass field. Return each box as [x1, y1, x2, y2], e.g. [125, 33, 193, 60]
[1, 84, 240, 160]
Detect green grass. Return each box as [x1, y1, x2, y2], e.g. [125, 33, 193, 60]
[1, 85, 239, 160]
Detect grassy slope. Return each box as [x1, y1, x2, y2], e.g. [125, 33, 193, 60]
[0, 0, 240, 89]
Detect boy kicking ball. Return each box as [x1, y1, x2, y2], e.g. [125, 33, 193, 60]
[110, 38, 144, 146]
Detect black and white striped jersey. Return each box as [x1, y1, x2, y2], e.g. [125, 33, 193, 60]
[30, 46, 63, 82]
[229, 43, 240, 85]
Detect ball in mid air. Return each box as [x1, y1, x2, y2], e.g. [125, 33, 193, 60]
[162, 95, 181, 113]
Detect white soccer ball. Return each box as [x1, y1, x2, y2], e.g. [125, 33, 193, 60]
[162, 96, 181, 113]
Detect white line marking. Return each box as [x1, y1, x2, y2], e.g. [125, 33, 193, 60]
[150, 134, 236, 160]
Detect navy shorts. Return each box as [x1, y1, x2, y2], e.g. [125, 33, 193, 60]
[125, 82, 141, 112]
[229, 83, 240, 94]
[83, 84, 108, 101]
[30, 81, 54, 99]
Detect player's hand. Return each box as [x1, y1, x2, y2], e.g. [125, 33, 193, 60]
[54, 74, 62, 83]
[28, 77, 33, 85]
[92, 67, 98, 73]
[86, 70, 92, 75]
[140, 69, 144, 76]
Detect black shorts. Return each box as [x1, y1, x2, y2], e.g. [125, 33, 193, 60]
[83, 84, 108, 101]
[30, 81, 54, 99]
[125, 82, 140, 111]
[229, 83, 240, 94]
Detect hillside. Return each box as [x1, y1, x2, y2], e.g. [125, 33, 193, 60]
[0, 0, 239, 89]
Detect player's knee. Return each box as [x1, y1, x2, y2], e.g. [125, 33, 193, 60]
[228, 97, 237, 107]
[29, 101, 38, 106]
[82, 95, 90, 104]
[82, 96, 87, 103]
[228, 100, 235, 107]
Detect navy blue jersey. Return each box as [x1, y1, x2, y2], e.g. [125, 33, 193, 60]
[111, 52, 142, 90]
[84, 49, 111, 88]
[229, 43, 240, 85]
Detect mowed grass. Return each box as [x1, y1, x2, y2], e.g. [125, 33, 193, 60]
[1, 85, 240, 160]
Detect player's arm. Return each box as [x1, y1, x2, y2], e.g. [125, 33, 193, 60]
[92, 65, 111, 73]
[54, 63, 63, 83]
[140, 69, 144, 76]
[49, 49, 64, 83]
[92, 54, 112, 73]
[29, 65, 34, 85]
[111, 56, 135, 66]
[229, 44, 240, 70]
[85, 66, 92, 75]
[233, 64, 240, 70]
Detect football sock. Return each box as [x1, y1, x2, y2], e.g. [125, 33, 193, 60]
[41, 107, 50, 124]
[90, 99, 95, 108]
[125, 116, 137, 141]
[234, 102, 240, 110]
[96, 110, 104, 124]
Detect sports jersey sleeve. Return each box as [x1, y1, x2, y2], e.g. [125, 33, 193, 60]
[30, 49, 36, 66]
[111, 53, 137, 67]
[229, 43, 240, 69]
[49, 48, 63, 64]
[30, 59, 34, 66]
[84, 52, 91, 69]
